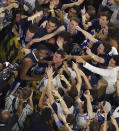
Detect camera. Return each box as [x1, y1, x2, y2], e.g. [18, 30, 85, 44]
[0, 62, 19, 80]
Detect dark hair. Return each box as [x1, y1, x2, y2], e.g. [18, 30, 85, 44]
[111, 55, 119, 66]
[33, 6, 44, 13]
[22, 87, 32, 100]
[87, 5, 96, 19]
[99, 11, 111, 21]
[66, 114, 76, 125]
[58, 88, 65, 97]
[42, 3, 50, 9]
[48, 17, 60, 27]
[103, 41, 112, 54]
[89, 119, 101, 131]
[37, 44, 48, 51]
[55, 49, 66, 59]
[69, 5, 80, 14]
[70, 17, 80, 24]
[58, 31, 71, 42]
[68, 86, 78, 99]
[28, 24, 38, 34]
[63, 95, 73, 108]
[92, 41, 111, 54]
[41, 107, 52, 121]
[108, 23, 119, 41]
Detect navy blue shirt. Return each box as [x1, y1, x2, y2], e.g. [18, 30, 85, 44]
[64, 24, 85, 44]
[30, 27, 49, 49]
[19, 16, 47, 37]
[88, 19, 101, 33]
[16, 50, 39, 86]
[19, 34, 30, 48]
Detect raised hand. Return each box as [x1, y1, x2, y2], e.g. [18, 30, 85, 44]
[72, 62, 78, 71]
[62, 4, 68, 10]
[59, 74, 66, 81]
[55, 9, 65, 18]
[46, 66, 54, 78]
[52, 90, 60, 98]
[58, 113, 67, 123]
[86, 47, 92, 56]
[81, 6, 86, 16]
[40, 21, 47, 28]
[56, 37, 63, 49]
[29, 89, 34, 100]
[84, 90, 91, 98]
[76, 56, 86, 64]
[75, 26, 82, 31]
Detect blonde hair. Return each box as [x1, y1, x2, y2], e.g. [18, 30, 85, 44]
[98, 78, 108, 88]
[58, 125, 69, 131]
[97, 78, 108, 98]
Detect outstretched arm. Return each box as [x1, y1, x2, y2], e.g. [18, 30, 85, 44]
[52, 90, 71, 115]
[78, 69, 92, 89]
[86, 47, 105, 64]
[59, 75, 71, 91]
[47, 67, 55, 105]
[38, 87, 47, 108]
[84, 90, 94, 119]
[26, 25, 65, 49]
[72, 62, 82, 95]
[76, 26, 98, 43]
[76, 56, 112, 77]
[62, 0, 84, 10]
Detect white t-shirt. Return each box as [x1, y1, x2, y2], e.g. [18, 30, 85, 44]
[44, 67, 76, 89]
[108, 47, 118, 56]
[76, 113, 89, 129]
[83, 63, 119, 94]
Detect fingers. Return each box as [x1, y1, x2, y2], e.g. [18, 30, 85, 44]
[46, 66, 55, 78]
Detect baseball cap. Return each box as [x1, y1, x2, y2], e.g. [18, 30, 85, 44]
[102, 101, 111, 114]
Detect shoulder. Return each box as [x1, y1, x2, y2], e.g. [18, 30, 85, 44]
[6, 95, 16, 102]
[22, 56, 33, 64]
[22, 103, 33, 114]
[91, 19, 99, 24]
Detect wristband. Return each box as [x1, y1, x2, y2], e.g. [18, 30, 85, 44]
[59, 98, 63, 102]
[48, 9, 54, 12]
[56, 98, 63, 102]
[65, 123, 70, 125]
[91, 55, 95, 59]
[82, 15, 86, 19]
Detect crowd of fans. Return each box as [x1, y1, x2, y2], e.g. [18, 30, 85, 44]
[0, 0, 119, 131]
